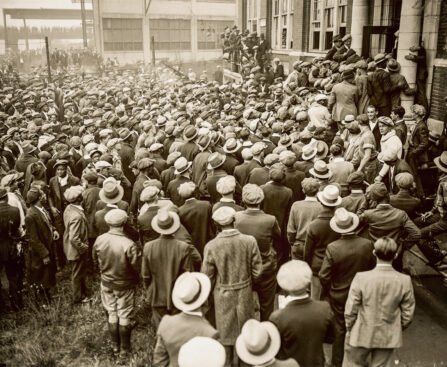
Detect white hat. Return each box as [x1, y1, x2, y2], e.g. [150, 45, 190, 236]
[329, 207, 360, 234]
[236, 319, 281, 366]
[104, 209, 128, 227]
[149, 142, 164, 152]
[317, 184, 342, 207]
[315, 94, 328, 102]
[178, 337, 226, 367]
[216, 175, 236, 195]
[310, 160, 332, 180]
[277, 260, 312, 293]
[212, 206, 236, 226]
[151, 208, 181, 235]
[172, 272, 211, 312]
[95, 160, 113, 170]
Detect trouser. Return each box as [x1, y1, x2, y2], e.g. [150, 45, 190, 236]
[343, 345, 395, 367]
[254, 270, 277, 321]
[71, 254, 89, 303]
[277, 235, 290, 268]
[0, 259, 23, 310]
[311, 275, 322, 301]
[406, 154, 425, 198]
[101, 284, 136, 326]
[53, 238, 66, 269]
[331, 300, 347, 367]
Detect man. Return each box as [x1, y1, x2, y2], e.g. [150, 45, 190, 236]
[191, 135, 213, 198]
[153, 272, 218, 367]
[234, 148, 255, 187]
[304, 185, 341, 300]
[376, 150, 413, 194]
[361, 182, 421, 271]
[212, 175, 243, 213]
[0, 186, 22, 311]
[178, 181, 214, 256]
[328, 69, 359, 124]
[325, 34, 344, 61]
[138, 186, 161, 244]
[365, 105, 381, 150]
[48, 159, 81, 269]
[141, 208, 195, 328]
[340, 172, 368, 215]
[129, 158, 158, 219]
[248, 153, 278, 187]
[235, 184, 281, 321]
[261, 165, 293, 267]
[390, 173, 421, 218]
[269, 260, 334, 367]
[287, 178, 322, 260]
[236, 319, 299, 367]
[202, 206, 262, 366]
[166, 157, 194, 207]
[15, 142, 38, 175]
[344, 237, 415, 366]
[205, 152, 230, 204]
[93, 209, 140, 358]
[319, 208, 376, 367]
[308, 94, 331, 130]
[25, 187, 58, 305]
[391, 106, 408, 146]
[63, 185, 90, 304]
[272, 57, 285, 81]
[118, 128, 136, 184]
[178, 125, 200, 161]
[280, 151, 305, 202]
[367, 53, 395, 117]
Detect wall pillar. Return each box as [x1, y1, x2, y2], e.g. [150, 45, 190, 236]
[142, 16, 151, 64]
[350, 0, 368, 55]
[396, 0, 423, 112]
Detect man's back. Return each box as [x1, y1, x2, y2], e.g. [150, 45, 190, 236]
[270, 298, 333, 367]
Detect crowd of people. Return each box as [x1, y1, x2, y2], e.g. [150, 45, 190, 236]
[0, 31, 447, 367]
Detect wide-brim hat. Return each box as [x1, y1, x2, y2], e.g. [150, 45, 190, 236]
[183, 126, 198, 141]
[434, 152, 447, 173]
[172, 272, 211, 312]
[236, 320, 281, 366]
[301, 143, 318, 161]
[317, 185, 342, 207]
[151, 209, 181, 235]
[223, 138, 242, 154]
[99, 179, 124, 204]
[174, 159, 192, 175]
[310, 160, 332, 180]
[330, 208, 360, 233]
[207, 152, 226, 170]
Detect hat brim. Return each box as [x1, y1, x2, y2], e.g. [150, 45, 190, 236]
[235, 322, 281, 366]
[151, 212, 181, 235]
[224, 142, 242, 154]
[330, 213, 360, 234]
[301, 149, 317, 161]
[317, 191, 342, 207]
[174, 161, 192, 175]
[172, 272, 211, 312]
[310, 168, 332, 180]
[207, 157, 226, 170]
[183, 131, 198, 141]
[434, 156, 447, 173]
[99, 184, 124, 204]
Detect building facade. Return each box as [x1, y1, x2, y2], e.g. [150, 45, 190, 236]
[92, 0, 237, 65]
[243, 0, 446, 128]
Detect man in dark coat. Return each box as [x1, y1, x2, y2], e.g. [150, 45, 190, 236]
[205, 152, 229, 204]
[0, 187, 22, 310]
[234, 148, 255, 187]
[367, 53, 396, 117]
[129, 158, 157, 220]
[81, 172, 100, 266]
[390, 173, 421, 218]
[138, 186, 161, 244]
[281, 151, 305, 202]
[178, 126, 200, 161]
[235, 184, 281, 321]
[118, 129, 136, 184]
[15, 142, 38, 175]
[166, 157, 195, 208]
[270, 260, 334, 367]
[319, 208, 375, 367]
[261, 165, 293, 267]
[178, 181, 214, 256]
[25, 187, 57, 304]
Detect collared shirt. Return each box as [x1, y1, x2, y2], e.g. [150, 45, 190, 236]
[58, 175, 69, 187]
[369, 119, 378, 133]
[376, 263, 393, 268]
[35, 204, 52, 228]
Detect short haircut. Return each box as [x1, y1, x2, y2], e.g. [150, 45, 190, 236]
[301, 178, 320, 196]
[392, 106, 405, 119]
[366, 105, 376, 112]
[374, 237, 398, 261]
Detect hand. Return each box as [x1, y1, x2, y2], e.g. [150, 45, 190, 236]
[51, 207, 59, 217]
[79, 243, 89, 254]
[53, 231, 60, 241]
[374, 175, 383, 183]
[421, 211, 433, 222]
[43, 256, 51, 265]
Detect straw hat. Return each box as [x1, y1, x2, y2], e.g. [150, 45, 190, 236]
[310, 160, 332, 180]
[151, 208, 181, 235]
[434, 151, 447, 173]
[329, 207, 359, 234]
[317, 184, 342, 207]
[99, 177, 124, 204]
[236, 319, 281, 366]
[172, 272, 211, 312]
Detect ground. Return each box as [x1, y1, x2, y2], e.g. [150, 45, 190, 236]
[1, 267, 447, 367]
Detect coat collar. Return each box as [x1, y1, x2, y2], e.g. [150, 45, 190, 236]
[217, 228, 240, 237]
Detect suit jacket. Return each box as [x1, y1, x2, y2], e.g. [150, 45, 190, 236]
[345, 265, 415, 348]
[153, 312, 219, 367]
[94, 205, 139, 241]
[161, 167, 176, 193]
[15, 154, 38, 174]
[386, 159, 413, 194]
[329, 80, 359, 122]
[408, 120, 430, 164]
[273, 64, 285, 80]
[138, 205, 160, 244]
[367, 68, 394, 109]
[270, 297, 334, 367]
[179, 198, 213, 255]
[390, 190, 421, 218]
[284, 167, 305, 202]
[248, 167, 270, 186]
[191, 151, 211, 196]
[120, 142, 136, 183]
[0, 202, 20, 262]
[319, 234, 375, 305]
[222, 154, 240, 176]
[205, 169, 229, 204]
[82, 185, 101, 239]
[261, 182, 293, 234]
[234, 162, 252, 187]
[48, 175, 81, 214]
[25, 205, 56, 288]
[167, 176, 195, 208]
[63, 204, 89, 261]
[177, 141, 199, 162]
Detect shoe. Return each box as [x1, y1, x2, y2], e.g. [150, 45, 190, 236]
[108, 322, 120, 355]
[119, 325, 132, 358]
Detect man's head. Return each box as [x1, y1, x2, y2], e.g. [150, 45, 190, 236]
[301, 177, 320, 197]
[367, 105, 377, 121]
[373, 237, 398, 262]
[391, 106, 405, 122]
[377, 116, 394, 135]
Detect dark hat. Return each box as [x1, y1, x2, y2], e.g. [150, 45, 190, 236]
[347, 171, 365, 186]
[367, 182, 389, 201]
[207, 152, 226, 170]
[0, 187, 7, 200]
[342, 69, 355, 80]
[183, 125, 198, 141]
[26, 187, 41, 205]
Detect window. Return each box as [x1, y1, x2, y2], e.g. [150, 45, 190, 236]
[310, 0, 347, 51]
[198, 20, 234, 49]
[272, 0, 293, 50]
[103, 18, 142, 51]
[150, 19, 191, 50]
[436, 0, 447, 59]
[247, 0, 258, 34]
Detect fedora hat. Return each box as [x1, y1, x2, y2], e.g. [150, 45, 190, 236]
[374, 53, 387, 65]
[174, 157, 192, 175]
[387, 58, 400, 72]
[183, 125, 198, 141]
[330, 207, 359, 233]
[172, 272, 211, 312]
[207, 152, 226, 170]
[99, 177, 124, 204]
[223, 138, 242, 154]
[317, 184, 342, 207]
[151, 208, 181, 235]
[310, 160, 332, 180]
[301, 143, 318, 161]
[236, 319, 281, 366]
[434, 151, 447, 173]
[22, 142, 37, 155]
[197, 135, 212, 152]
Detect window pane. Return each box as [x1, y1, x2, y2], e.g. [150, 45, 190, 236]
[281, 28, 287, 48]
[102, 18, 143, 51]
[313, 31, 320, 49]
[325, 31, 333, 50]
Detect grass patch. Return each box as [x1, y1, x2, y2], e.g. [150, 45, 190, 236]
[0, 269, 155, 367]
